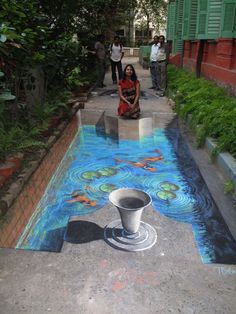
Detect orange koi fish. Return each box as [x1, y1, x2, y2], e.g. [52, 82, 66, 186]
[142, 149, 163, 163]
[66, 194, 97, 206]
[89, 201, 97, 206]
[143, 165, 156, 172]
[114, 158, 156, 172]
[115, 158, 146, 168]
[142, 156, 163, 162]
[127, 161, 147, 168]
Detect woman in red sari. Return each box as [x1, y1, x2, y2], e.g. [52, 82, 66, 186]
[118, 64, 140, 119]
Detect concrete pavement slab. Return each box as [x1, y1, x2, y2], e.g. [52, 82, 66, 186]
[0, 57, 236, 314]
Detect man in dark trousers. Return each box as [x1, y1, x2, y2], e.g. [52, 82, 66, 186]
[109, 35, 124, 84]
[156, 35, 169, 97]
[149, 35, 160, 90]
[94, 34, 107, 88]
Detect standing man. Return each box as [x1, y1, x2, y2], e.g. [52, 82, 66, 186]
[156, 35, 169, 97]
[149, 35, 160, 90]
[94, 34, 107, 88]
[109, 36, 124, 84]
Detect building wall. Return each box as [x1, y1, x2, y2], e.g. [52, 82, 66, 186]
[167, 0, 236, 94]
[181, 38, 236, 94]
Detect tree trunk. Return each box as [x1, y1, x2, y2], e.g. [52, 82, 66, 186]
[146, 13, 150, 42]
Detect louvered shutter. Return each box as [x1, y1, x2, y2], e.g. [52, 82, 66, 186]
[197, 0, 223, 39]
[173, 0, 184, 53]
[182, 0, 190, 38]
[207, 0, 222, 38]
[221, 0, 236, 38]
[167, 2, 176, 40]
[189, 0, 198, 38]
[197, 0, 208, 38]
[183, 0, 198, 39]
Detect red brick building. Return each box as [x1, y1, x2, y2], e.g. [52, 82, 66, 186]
[167, 0, 236, 94]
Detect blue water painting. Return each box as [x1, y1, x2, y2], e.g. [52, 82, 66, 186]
[16, 125, 236, 264]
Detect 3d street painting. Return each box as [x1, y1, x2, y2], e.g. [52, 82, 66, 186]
[17, 125, 236, 264]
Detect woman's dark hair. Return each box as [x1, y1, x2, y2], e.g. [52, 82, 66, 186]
[122, 64, 138, 82]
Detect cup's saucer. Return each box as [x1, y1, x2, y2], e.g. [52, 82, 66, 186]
[104, 219, 157, 251]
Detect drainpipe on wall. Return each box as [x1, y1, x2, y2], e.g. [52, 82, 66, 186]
[196, 40, 205, 78]
[180, 40, 184, 68]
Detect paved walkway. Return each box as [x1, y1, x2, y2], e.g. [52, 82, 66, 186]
[86, 57, 172, 115]
[0, 58, 236, 314]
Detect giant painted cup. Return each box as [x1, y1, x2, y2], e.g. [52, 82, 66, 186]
[109, 188, 152, 234]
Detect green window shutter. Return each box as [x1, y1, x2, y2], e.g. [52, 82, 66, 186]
[183, 0, 198, 40]
[189, 0, 198, 39]
[174, 0, 184, 53]
[221, 0, 236, 38]
[197, 0, 222, 39]
[167, 2, 176, 40]
[182, 0, 190, 38]
[207, 0, 222, 38]
[197, 0, 208, 38]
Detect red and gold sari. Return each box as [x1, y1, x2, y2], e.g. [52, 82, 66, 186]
[118, 79, 140, 118]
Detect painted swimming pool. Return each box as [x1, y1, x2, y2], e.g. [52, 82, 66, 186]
[17, 124, 236, 264]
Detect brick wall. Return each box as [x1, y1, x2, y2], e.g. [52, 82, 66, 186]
[0, 116, 78, 248]
[181, 39, 236, 94]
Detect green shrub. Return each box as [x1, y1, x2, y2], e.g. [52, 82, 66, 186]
[0, 126, 44, 161]
[224, 180, 234, 194]
[167, 65, 236, 158]
[66, 66, 88, 90]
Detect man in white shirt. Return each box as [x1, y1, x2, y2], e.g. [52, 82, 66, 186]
[109, 36, 124, 84]
[149, 35, 160, 90]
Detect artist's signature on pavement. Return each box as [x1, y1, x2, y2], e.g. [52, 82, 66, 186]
[217, 266, 236, 276]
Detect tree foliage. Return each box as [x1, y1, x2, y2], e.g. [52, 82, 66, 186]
[0, 1, 167, 109]
[136, 0, 168, 37]
[0, 0, 169, 160]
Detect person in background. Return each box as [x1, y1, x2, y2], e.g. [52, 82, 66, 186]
[118, 64, 140, 119]
[149, 35, 160, 90]
[94, 34, 107, 88]
[156, 35, 169, 97]
[109, 35, 124, 84]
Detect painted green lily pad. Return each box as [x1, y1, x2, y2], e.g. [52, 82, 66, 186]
[99, 183, 117, 193]
[160, 181, 179, 191]
[98, 167, 117, 177]
[81, 171, 100, 181]
[157, 190, 176, 200]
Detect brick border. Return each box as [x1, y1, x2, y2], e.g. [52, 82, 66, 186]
[0, 115, 78, 248]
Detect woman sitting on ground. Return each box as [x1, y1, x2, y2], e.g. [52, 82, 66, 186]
[118, 64, 140, 119]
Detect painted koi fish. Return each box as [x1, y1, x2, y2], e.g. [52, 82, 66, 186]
[142, 156, 163, 162]
[142, 165, 157, 172]
[66, 193, 97, 206]
[114, 158, 156, 172]
[142, 149, 163, 163]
